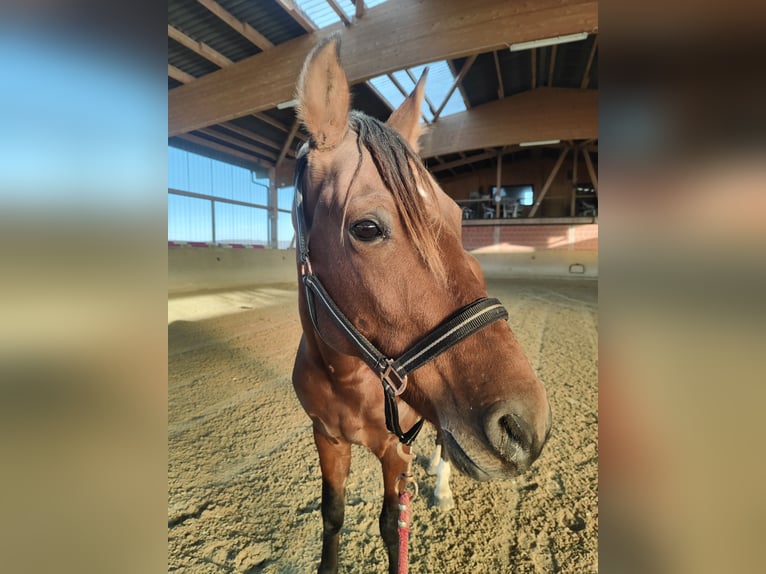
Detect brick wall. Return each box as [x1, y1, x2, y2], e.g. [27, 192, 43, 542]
[462, 224, 598, 252]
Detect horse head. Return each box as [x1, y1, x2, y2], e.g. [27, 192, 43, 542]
[294, 36, 551, 481]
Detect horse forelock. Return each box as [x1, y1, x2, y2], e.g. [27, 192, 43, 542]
[296, 112, 448, 286]
[348, 112, 446, 285]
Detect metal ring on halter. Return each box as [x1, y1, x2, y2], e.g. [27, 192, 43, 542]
[395, 473, 419, 499]
[381, 359, 408, 396]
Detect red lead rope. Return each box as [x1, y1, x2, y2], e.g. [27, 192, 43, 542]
[397, 489, 412, 574]
[395, 442, 417, 574]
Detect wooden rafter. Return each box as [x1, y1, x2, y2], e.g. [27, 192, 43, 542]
[494, 148, 503, 217]
[434, 54, 477, 120]
[167, 66, 303, 150]
[420, 88, 597, 158]
[430, 155, 457, 177]
[528, 146, 569, 217]
[493, 51, 504, 99]
[252, 112, 290, 132]
[168, 64, 195, 85]
[221, 122, 288, 154]
[570, 146, 578, 216]
[582, 149, 598, 195]
[353, 0, 365, 19]
[168, 24, 232, 69]
[548, 45, 557, 87]
[274, 0, 316, 32]
[252, 112, 307, 141]
[276, 119, 301, 168]
[365, 81, 394, 111]
[387, 73, 429, 123]
[196, 0, 274, 50]
[531, 48, 537, 89]
[175, 133, 271, 169]
[326, 0, 352, 26]
[169, 0, 599, 136]
[430, 151, 496, 173]
[405, 68, 437, 116]
[198, 128, 278, 161]
[445, 59, 472, 110]
[581, 36, 598, 89]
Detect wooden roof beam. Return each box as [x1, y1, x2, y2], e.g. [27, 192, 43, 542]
[581, 36, 598, 89]
[420, 88, 598, 158]
[196, 0, 274, 51]
[387, 73, 430, 123]
[430, 151, 497, 173]
[446, 59, 472, 110]
[528, 146, 569, 217]
[405, 68, 438, 116]
[252, 112, 307, 142]
[169, 0, 598, 136]
[433, 54, 477, 121]
[274, 0, 316, 32]
[168, 24, 232, 69]
[493, 51, 504, 99]
[168, 64, 195, 85]
[326, 0, 352, 26]
[197, 128, 278, 161]
[582, 149, 598, 195]
[276, 119, 301, 169]
[175, 133, 272, 169]
[548, 44, 558, 87]
[353, 0, 365, 19]
[365, 81, 394, 111]
[168, 67, 303, 148]
[220, 122, 290, 154]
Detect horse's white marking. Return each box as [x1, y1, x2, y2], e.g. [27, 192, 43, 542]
[427, 444, 441, 476]
[433, 457, 455, 511]
[417, 185, 428, 198]
[426, 444, 454, 510]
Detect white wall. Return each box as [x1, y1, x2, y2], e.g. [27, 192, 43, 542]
[168, 247, 296, 295]
[473, 251, 598, 279]
[168, 245, 596, 296]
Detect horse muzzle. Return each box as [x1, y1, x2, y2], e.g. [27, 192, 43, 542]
[442, 400, 552, 481]
[484, 400, 552, 469]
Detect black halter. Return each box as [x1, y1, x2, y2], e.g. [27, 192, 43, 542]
[294, 160, 509, 446]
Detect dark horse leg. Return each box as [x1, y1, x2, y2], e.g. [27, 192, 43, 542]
[378, 441, 411, 574]
[314, 429, 351, 574]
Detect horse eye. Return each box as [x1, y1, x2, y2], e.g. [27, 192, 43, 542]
[350, 220, 384, 242]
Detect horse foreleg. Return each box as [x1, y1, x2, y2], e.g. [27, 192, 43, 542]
[427, 437, 454, 511]
[433, 456, 455, 511]
[314, 429, 351, 574]
[379, 441, 411, 574]
[426, 442, 441, 475]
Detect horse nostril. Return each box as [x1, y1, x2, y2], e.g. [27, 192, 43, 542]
[484, 401, 548, 470]
[499, 414, 531, 452]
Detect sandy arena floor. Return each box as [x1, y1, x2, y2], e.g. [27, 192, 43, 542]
[168, 278, 598, 573]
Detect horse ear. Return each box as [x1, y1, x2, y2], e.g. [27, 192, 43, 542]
[386, 67, 428, 153]
[296, 35, 350, 150]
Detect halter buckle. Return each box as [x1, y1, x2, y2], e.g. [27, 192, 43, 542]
[381, 360, 408, 397]
[299, 256, 313, 277]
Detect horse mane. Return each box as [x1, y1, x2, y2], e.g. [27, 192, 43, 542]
[347, 111, 446, 284]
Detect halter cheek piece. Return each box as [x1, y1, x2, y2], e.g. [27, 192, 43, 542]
[294, 158, 509, 446]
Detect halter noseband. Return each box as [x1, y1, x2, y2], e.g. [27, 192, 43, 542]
[294, 158, 509, 446]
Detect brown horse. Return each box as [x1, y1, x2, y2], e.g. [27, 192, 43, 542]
[291, 36, 552, 574]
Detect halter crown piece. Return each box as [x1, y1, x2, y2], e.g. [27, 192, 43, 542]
[294, 171, 509, 445]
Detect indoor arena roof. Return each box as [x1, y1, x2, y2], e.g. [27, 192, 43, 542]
[168, 0, 598, 184]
